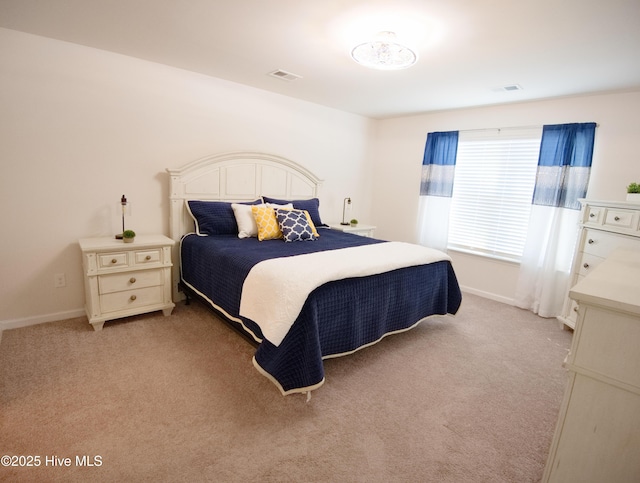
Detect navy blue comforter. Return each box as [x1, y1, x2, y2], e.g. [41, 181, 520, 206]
[181, 228, 462, 394]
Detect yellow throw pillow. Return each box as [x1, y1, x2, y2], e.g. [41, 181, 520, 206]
[252, 205, 285, 241]
[302, 210, 319, 238]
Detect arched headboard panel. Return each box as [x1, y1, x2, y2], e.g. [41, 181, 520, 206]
[166, 151, 324, 299]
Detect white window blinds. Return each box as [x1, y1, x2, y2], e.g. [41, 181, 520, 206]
[447, 127, 542, 261]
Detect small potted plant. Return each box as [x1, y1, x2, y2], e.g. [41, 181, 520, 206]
[627, 182, 640, 202]
[122, 229, 136, 243]
[350, 219, 358, 227]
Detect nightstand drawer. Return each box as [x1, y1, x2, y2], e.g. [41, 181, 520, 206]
[134, 249, 162, 265]
[98, 270, 162, 295]
[79, 234, 175, 330]
[100, 286, 164, 313]
[98, 252, 128, 269]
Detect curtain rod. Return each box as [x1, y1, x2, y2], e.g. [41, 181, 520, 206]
[460, 123, 599, 134]
[460, 125, 541, 133]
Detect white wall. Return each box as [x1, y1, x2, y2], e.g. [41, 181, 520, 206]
[371, 90, 640, 303]
[2, 25, 639, 327]
[0, 28, 375, 327]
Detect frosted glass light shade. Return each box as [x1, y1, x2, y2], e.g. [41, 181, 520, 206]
[351, 31, 417, 70]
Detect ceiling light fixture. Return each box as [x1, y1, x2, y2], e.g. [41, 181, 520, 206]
[351, 31, 417, 70]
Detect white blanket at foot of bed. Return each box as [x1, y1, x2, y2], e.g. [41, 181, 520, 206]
[239, 242, 449, 346]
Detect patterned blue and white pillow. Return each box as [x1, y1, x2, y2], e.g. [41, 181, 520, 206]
[275, 208, 318, 242]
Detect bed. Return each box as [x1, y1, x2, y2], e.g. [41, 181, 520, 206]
[167, 152, 462, 397]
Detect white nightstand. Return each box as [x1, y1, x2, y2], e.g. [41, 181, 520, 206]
[79, 235, 175, 331]
[328, 223, 376, 237]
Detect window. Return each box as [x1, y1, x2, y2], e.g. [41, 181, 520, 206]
[447, 128, 542, 261]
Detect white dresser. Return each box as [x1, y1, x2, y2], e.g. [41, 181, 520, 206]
[543, 248, 640, 482]
[79, 235, 175, 331]
[558, 199, 640, 329]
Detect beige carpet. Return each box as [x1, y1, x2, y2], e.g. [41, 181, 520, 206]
[0, 293, 571, 482]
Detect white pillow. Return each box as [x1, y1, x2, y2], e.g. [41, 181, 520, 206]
[231, 203, 263, 238]
[266, 202, 293, 209]
[232, 202, 293, 238]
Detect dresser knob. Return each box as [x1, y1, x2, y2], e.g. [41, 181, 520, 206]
[589, 213, 595, 218]
[583, 263, 589, 269]
[588, 239, 594, 244]
[111, 259, 118, 264]
[573, 306, 579, 312]
[130, 295, 137, 301]
[145, 255, 152, 260]
[614, 216, 620, 221]
[129, 277, 136, 284]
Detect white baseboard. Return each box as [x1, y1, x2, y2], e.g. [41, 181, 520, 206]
[0, 308, 86, 332]
[0, 290, 514, 332]
[0, 287, 510, 333]
[459, 286, 515, 306]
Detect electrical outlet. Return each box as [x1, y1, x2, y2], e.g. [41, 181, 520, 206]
[54, 273, 66, 288]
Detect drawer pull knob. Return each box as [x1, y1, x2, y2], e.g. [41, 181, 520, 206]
[145, 255, 152, 260]
[573, 306, 579, 312]
[614, 216, 620, 221]
[583, 263, 589, 269]
[589, 213, 595, 218]
[129, 277, 136, 284]
[130, 295, 137, 301]
[588, 238, 594, 244]
[111, 259, 118, 264]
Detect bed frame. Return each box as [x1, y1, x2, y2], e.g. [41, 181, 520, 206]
[166, 151, 323, 301]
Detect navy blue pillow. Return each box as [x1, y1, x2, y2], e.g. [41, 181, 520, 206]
[275, 208, 318, 242]
[262, 196, 326, 227]
[187, 199, 261, 235]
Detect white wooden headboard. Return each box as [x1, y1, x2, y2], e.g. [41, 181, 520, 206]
[166, 151, 324, 299]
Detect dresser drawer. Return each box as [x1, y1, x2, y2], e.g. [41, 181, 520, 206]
[98, 252, 128, 269]
[134, 248, 162, 265]
[98, 270, 162, 295]
[573, 305, 640, 388]
[576, 252, 604, 277]
[603, 208, 638, 231]
[583, 205, 604, 225]
[100, 286, 164, 313]
[582, 229, 640, 258]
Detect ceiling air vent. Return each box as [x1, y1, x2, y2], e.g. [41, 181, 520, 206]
[502, 84, 523, 91]
[268, 69, 302, 82]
